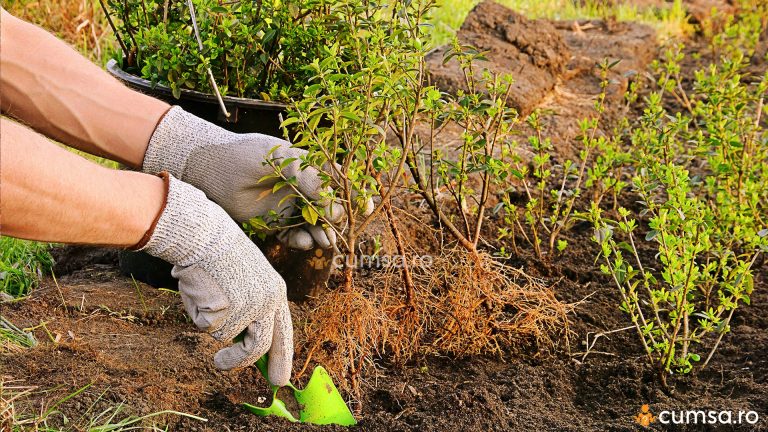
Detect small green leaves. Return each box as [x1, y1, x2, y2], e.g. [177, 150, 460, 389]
[301, 205, 320, 225]
[108, 0, 388, 101]
[584, 35, 768, 381]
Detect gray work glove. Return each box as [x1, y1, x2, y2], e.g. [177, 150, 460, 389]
[142, 106, 339, 250]
[136, 173, 293, 385]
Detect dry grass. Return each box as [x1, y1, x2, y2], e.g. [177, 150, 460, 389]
[0, 377, 36, 431]
[3, 0, 117, 64]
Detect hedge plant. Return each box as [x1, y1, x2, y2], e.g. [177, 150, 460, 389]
[105, 0, 362, 101]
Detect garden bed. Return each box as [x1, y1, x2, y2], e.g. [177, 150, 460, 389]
[2, 1, 768, 431]
[2, 223, 766, 431]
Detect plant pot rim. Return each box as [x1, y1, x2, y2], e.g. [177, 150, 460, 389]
[106, 59, 288, 111]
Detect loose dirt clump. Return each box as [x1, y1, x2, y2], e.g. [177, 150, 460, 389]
[536, 18, 656, 158]
[427, 0, 571, 116]
[427, 1, 657, 160]
[684, 0, 736, 26]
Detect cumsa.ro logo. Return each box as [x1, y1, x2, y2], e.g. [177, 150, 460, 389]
[634, 404, 759, 427]
[635, 404, 656, 427]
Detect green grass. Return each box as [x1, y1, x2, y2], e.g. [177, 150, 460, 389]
[0, 316, 37, 351]
[428, 0, 693, 46]
[0, 237, 53, 298]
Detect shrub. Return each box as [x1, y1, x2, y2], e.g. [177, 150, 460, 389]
[271, 0, 571, 395]
[588, 40, 768, 386]
[270, 0, 433, 394]
[405, 42, 520, 256]
[493, 60, 617, 259]
[104, 0, 356, 100]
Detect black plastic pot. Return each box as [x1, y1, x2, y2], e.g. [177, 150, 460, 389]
[107, 59, 332, 302]
[106, 59, 287, 134]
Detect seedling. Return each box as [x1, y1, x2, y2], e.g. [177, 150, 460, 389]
[588, 23, 768, 386]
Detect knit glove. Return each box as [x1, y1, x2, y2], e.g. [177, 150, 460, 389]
[136, 173, 293, 385]
[142, 106, 342, 250]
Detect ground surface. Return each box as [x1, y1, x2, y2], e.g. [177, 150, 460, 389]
[3, 231, 767, 431]
[3, 2, 768, 431]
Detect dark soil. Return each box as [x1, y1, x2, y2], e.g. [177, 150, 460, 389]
[3, 3, 768, 432]
[50, 245, 118, 276]
[3, 229, 767, 431]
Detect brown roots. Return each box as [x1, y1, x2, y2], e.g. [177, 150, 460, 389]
[297, 248, 572, 399]
[297, 287, 389, 398]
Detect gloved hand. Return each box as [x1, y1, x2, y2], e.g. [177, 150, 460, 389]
[135, 173, 293, 385]
[142, 106, 340, 250]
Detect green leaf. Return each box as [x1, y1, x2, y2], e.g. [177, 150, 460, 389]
[272, 181, 287, 193]
[256, 173, 279, 184]
[248, 217, 269, 231]
[277, 193, 299, 207]
[280, 117, 300, 128]
[301, 205, 319, 225]
[341, 111, 361, 122]
[280, 157, 298, 169]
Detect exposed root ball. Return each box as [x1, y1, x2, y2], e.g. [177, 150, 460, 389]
[418, 249, 570, 357]
[299, 287, 389, 397]
[299, 248, 571, 397]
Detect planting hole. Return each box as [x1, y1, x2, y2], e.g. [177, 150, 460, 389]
[275, 387, 302, 419]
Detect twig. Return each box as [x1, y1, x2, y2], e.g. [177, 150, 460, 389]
[578, 325, 634, 362]
[97, 0, 129, 61]
[186, 0, 230, 118]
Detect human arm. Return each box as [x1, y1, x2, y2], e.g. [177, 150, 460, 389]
[0, 8, 169, 167]
[0, 9, 368, 249]
[0, 118, 293, 384]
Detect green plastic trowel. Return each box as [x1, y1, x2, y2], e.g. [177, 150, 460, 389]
[243, 355, 357, 426]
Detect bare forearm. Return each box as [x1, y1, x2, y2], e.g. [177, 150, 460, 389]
[0, 9, 169, 167]
[0, 118, 164, 246]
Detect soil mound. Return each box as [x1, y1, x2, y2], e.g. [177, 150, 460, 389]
[685, 0, 735, 25]
[427, 1, 571, 116]
[538, 18, 656, 158]
[426, 1, 657, 160]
